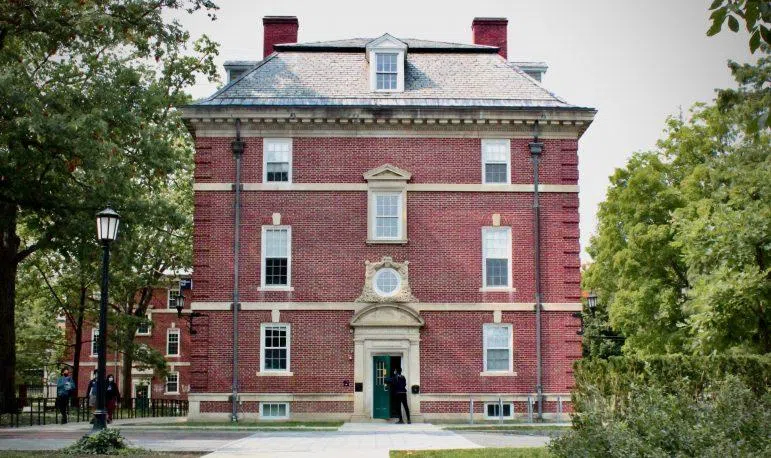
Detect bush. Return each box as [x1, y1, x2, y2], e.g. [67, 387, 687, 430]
[63, 428, 136, 455]
[550, 356, 771, 458]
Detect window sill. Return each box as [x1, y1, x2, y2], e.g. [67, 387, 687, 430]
[256, 371, 294, 377]
[482, 182, 511, 186]
[366, 239, 408, 245]
[166, 355, 181, 358]
[480, 371, 517, 377]
[258, 286, 295, 292]
[479, 287, 517, 293]
[165, 391, 180, 395]
[136, 333, 151, 337]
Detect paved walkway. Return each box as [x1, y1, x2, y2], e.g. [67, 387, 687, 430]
[0, 421, 551, 456]
[204, 423, 550, 458]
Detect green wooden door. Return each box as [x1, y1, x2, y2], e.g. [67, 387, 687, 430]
[373, 355, 391, 419]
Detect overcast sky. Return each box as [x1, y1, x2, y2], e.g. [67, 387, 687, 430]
[171, 0, 752, 260]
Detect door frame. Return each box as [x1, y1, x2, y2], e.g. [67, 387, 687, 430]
[372, 354, 397, 419]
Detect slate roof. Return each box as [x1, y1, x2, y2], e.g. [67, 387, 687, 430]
[191, 37, 590, 110]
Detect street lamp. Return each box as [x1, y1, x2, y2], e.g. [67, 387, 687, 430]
[587, 291, 598, 315]
[175, 294, 207, 335]
[92, 208, 120, 432]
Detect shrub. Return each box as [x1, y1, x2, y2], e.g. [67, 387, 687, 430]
[551, 372, 771, 457]
[63, 428, 134, 455]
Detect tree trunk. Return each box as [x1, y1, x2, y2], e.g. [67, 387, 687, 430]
[121, 341, 133, 406]
[0, 202, 20, 412]
[70, 287, 86, 398]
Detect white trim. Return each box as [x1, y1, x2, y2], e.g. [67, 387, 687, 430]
[482, 323, 513, 373]
[166, 328, 181, 357]
[132, 378, 152, 400]
[262, 138, 293, 184]
[482, 227, 512, 289]
[260, 225, 292, 289]
[259, 402, 290, 420]
[165, 371, 180, 395]
[90, 328, 99, 357]
[484, 402, 514, 419]
[373, 268, 402, 297]
[135, 314, 151, 336]
[259, 323, 291, 374]
[480, 371, 517, 377]
[190, 302, 584, 312]
[167, 286, 182, 310]
[194, 183, 580, 193]
[369, 190, 406, 242]
[481, 139, 511, 184]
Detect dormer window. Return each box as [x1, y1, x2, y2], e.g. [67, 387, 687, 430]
[366, 34, 407, 93]
[376, 53, 398, 90]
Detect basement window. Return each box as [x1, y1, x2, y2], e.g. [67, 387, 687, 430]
[485, 402, 513, 419]
[260, 402, 289, 419]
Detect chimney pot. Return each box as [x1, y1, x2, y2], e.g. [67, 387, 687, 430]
[263, 16, 299, 58]
[472, 17, 508, 59]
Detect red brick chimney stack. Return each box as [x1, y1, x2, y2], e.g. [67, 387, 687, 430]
[263, 16, 299, 58]
[471, 17, 508, 59]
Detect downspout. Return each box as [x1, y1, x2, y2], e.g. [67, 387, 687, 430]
[529, 122, 544, 421]
[231, 119, 245, 422]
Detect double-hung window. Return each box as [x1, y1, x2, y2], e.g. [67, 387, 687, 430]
[375, 53, 398, 90]
[263, 138, 292, 183]
[260, 402, 289, 419]
[261, 226, 291, 288]
[482, 139, 511, 184]
[91, 328, 99, 356]
[260, 323, 290, 373]
[167, 286, 182, 309]
[373, 192, 402, 240]
[136, 315, 150, 336]
[482, 227, 512, 289]
[167, 328, 180, 356]
[165, 372, 179, 394]
[483, 324, 513, 372]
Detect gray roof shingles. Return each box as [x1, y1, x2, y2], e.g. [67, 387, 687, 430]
[192, 38, 589, 110]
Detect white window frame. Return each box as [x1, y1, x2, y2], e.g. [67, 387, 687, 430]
[260, 225, 292, 290]
[370, 191, 405, 242]
[481, 139, 511, 185]
[165, 371, 180, 395]
[263, 138, 293, 184]
[91, 328, 99, 357]
[259, 402, 290, 420]
[260, 323, 291, 374]
[167, 286, 182, 309]
[484, 402, 514, 419]
[481, 227, 513, 290]
[166, 328, 180, 357]
[482, 323, 513, 373]
[136, 314, 151, 336]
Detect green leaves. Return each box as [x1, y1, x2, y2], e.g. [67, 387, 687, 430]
[705, 1, 771, 53]
[584, 55, 771, 357]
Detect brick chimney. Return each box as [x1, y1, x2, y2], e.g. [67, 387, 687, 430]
[472, 17, 508, 59]
[263, 16, 299, 58]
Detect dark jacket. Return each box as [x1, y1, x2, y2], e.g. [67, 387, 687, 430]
[105, 381, 120, 401]
[87, 378, 97, 397]
[393, 374, 407, 393]
[56, 376, 74, 397]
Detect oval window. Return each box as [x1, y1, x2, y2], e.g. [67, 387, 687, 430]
[373, 268, 401, 297]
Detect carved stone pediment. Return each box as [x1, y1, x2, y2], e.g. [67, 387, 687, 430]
[363, 164, 412, 182]
[350, 303, 424, 328]
[355, 256, 418, 303]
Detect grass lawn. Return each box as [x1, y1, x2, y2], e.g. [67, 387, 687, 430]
[444, 425, 570, 432]
[391, 448, 549, 457]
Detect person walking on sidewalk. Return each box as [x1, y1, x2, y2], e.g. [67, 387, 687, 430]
[393, 367, 411, 424]
[86, 370, 97, 423]
[105, 374, 120, 423]
[55, 368, 74, 424]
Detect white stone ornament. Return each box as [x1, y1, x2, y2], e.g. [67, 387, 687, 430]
[355, 256, 418, 303]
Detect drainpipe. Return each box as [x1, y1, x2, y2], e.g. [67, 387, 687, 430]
[529, 122, 544, 421]
[231, 119, 245, 422]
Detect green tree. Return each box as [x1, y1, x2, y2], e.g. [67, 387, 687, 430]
[707, 0, 771, 53]
[0, 0, 218, 408]
[583, 54, 770, 356]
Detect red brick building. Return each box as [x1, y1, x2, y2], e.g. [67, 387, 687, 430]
[66, 279, 193, 402]
[182, 16, 594, 421]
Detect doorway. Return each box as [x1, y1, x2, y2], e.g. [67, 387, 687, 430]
[372, 355, 402, 419]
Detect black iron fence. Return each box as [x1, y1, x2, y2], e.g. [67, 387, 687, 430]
[0, 396, 187, 427]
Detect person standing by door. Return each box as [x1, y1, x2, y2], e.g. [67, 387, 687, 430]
[393, 367, 411, 424]
[55, 368, 74, 424]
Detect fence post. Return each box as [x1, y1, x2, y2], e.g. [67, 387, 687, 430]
[498, 397, 503, 424]
[527, 395, 533, 423]
[469, 397, 474, 424]
[557, 396, 563, 421]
